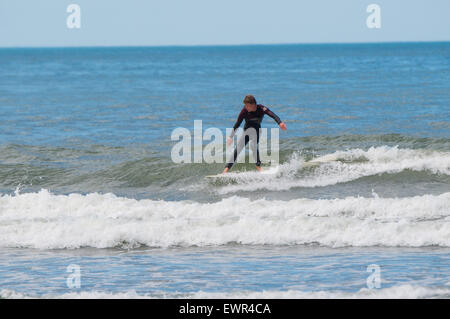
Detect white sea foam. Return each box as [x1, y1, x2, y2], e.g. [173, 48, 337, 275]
[0, 189, 448, 249]
[215, 146, 450, 194]
[2, 285, 450, 299]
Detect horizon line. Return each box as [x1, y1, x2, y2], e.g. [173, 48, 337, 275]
[1, 40, 449, 49]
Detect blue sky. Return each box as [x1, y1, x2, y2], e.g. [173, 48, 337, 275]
[1, 0, 449, 47]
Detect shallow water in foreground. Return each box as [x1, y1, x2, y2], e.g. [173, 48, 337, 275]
[1, 246, 449, 298]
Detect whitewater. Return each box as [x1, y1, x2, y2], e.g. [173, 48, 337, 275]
[210, 146, 450, 194]
[0, 189, 448, 249]
[2, 284, 450, 299]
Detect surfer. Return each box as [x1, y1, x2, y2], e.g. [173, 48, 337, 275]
[223, 95, 286, 173]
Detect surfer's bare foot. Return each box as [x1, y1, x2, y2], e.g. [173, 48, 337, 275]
[256, 166, 262, 172]
[222, 167, 229, 174]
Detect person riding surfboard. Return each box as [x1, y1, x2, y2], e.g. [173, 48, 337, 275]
[223, 95, 287, 173]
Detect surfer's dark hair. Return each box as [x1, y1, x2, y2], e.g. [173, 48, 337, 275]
[243, 95, 257, 105]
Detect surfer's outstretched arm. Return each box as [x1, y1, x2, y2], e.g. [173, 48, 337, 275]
[223, 109, 246, 174]
[229, 108, 246, 138]
[263, 106, 281, 124]
[264, 106, 287, 130]
[226, 108, 245, 148]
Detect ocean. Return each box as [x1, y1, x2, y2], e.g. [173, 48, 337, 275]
[0, 42, 449, 298]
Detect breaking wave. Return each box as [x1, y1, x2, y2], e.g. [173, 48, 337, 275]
[2, 284, 450, 299]
[0, 189, 448, 249]
[212, 146, 450, 194]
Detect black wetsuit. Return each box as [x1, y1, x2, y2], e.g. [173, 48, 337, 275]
[226, 104, 282, 169]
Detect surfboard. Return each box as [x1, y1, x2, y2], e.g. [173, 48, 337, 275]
[205, 167, 279, 178]
[205, 159, 332, 178]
